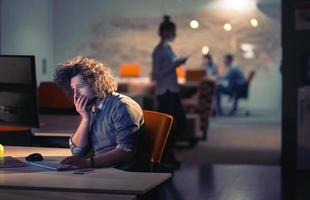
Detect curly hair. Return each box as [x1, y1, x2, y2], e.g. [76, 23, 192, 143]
[54, 56, 118, 98]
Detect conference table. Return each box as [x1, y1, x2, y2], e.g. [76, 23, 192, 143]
[0, 146, 171, 199]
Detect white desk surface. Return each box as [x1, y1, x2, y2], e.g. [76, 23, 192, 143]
[4, 146, 72, 157]
[0, 189, 136, 200]
[0, 146, 171, 195]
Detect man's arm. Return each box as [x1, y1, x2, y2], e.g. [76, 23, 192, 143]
[61, 147, 134, 168]
[92, 148, 134, 167]
[71, 118, 89, 148]
[69, 95, 91, 156]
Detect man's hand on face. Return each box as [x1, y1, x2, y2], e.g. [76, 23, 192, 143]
[60, 156, 90, 168]
[74, 94, 90, 120]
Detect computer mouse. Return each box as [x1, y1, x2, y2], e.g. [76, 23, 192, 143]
[25, 153, 43, 162]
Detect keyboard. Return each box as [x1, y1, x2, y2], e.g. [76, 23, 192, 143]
[29, 160, 78, 171]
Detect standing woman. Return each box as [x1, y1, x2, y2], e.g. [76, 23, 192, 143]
[152, 15, 187, 170]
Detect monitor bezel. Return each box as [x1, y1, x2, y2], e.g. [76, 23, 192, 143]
[0, 55, 39, 128]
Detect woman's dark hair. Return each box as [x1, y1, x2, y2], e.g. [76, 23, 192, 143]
[203, 53, 213, 64]
[158, 15, 176, 37]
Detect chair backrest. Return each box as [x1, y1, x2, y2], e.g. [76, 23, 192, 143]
[119, 64, 140, 77]
[143, 110, 173, 164]
[176, 67, 186, 79]
[236, 70, 255, 99]
[38, 82, 75, 109]
[0, 125, 29, 132]
[247, 70, 256, 85]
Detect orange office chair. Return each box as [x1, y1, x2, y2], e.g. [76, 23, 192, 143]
[143, 110, 173, 171]
[38, 82, 75, 114]
[176, 67, 186, 79]
[0, 125, 31, 146]
[119, 64, 141, 77]
[0, 125, 29, 132]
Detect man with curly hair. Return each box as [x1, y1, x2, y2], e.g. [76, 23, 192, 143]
[54, 56, 149, 170]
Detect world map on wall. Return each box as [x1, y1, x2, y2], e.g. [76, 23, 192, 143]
[76, 7, 280, 77]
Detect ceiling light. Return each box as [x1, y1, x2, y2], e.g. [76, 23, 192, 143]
[202, 46, 210, 55]
[211, 0, 256, 11]
[190, 20, 199, 29]
[224, 23, 232, 31]
[250, 19, 258, 27]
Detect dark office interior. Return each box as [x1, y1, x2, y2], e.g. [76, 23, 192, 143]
[0, 0, 309, 199]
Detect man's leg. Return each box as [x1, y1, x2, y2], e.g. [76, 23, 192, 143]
[229, 97, 239, 115]
[229, 84, 246, 115]
[216, 85, 231, 115]
[216, 85, 224, 115]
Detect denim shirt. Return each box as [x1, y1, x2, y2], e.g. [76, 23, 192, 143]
[220, 64, 246, 90]
[69, 92, 144, 169]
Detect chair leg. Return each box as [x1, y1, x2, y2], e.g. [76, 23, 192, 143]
[150, 163, 155, 172]
[229, 97, 239, 115]
[233, 98, 239, 112]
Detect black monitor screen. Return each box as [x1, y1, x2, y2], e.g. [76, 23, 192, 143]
[0, 55, 39, 128]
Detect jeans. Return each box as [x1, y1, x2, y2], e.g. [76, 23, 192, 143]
[156, 90, 187, 161]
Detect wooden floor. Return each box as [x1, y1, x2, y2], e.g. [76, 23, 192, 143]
[158, 163, 281, 200]
[176, 114, 281, 165]
[157, 163, 310, 200]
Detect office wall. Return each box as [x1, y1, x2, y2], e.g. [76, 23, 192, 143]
[0, 0, 54, 83]
[0, 0, 282, 115]
[52, 0, 208, 68]
[53, 0, 281, 115]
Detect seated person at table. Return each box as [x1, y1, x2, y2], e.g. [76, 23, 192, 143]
[216, 54, 246, 115]
[202, 53, 218, 80]
[54, 56, 149, 170]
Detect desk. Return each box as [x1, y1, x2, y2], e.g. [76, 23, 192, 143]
[33, 115, 80, 137]
[1, 146, 171, 195]
[0, 189, 136, 200]
[4, 146, 71, 157]
[32, 115, 78, 139]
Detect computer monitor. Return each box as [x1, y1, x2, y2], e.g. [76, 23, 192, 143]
[0, 55, 39, 128]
